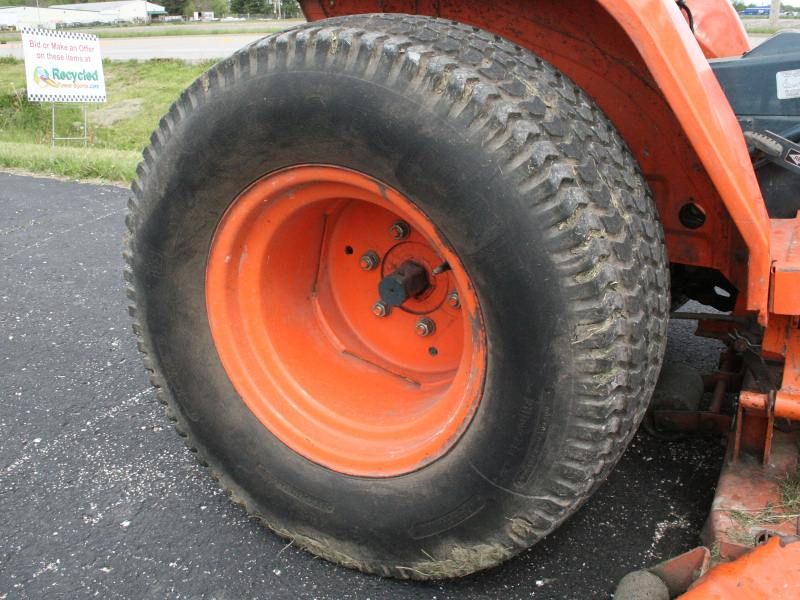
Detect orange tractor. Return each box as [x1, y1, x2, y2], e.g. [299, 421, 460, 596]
[125, 0, 800, 596]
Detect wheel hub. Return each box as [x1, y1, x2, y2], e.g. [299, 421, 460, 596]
[378, 260, 430, 307]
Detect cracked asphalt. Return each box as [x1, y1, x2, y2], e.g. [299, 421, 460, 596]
[0, 171, 726, 599]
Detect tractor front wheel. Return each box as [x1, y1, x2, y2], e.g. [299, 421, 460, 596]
[126, 15, 669, 579]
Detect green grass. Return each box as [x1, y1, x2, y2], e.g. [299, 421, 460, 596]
[780, 467, 800, 512]
[0, 57, 214, 181]
[0, 141, 140, 181]
[746, 27, 779, 35]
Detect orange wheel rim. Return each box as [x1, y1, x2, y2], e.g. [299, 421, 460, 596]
[206, 165, 486, 477]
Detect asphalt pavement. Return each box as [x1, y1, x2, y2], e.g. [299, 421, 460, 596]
[0, 171, 727, 599]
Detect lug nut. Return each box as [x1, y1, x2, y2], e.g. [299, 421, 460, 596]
[359, 251, 380, 271]
[372, 301, 390, 318]
[389, 220, 410, 241]
[415, 317, 436, 337]
[447, 291, 460, 309]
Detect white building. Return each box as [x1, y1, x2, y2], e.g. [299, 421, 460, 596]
[51, 1, 167, 23]
[0, 1, 166, 30]
[0, 6, 105, 29]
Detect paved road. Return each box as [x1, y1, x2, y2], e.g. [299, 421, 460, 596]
[0, 31, 774, 61]
[0, 171, 726, 599]
[0, 34, 264, 61]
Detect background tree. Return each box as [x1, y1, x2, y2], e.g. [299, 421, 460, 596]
[281, 0, 301, 18]
[182, 0, 196, 17]
[160, 0, 188, 16]
[209, 0, 228, 17]
[231, 0, 265, 14]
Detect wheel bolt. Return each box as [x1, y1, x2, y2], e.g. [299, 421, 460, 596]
[447, 291, 460, 309]
[389, 220, 410, 241]
[415, 317, 436, 337]
[359, 251, 380, 271]
[372, 301, 390, 318]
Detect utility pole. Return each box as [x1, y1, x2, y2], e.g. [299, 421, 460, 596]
[770, 0, 781, 27]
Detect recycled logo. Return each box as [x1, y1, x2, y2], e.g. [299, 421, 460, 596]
[788, 149, 800, 167]
[33, 66, 58, 88]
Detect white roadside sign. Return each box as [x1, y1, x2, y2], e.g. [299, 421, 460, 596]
[21, 28, 106, 103]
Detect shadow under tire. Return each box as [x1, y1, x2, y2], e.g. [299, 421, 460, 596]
[125, 14, 669, 579]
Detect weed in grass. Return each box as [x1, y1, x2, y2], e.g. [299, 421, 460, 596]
[746, 27, 779, 35]
[708, 542, 721, 562]
[723, 469, 800, 549]
[0, 141, 139, 181]
[779, 466, 800, 512]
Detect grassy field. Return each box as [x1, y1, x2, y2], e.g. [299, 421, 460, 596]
[741, 17, 800, 35]
[0, 57, 214, 182]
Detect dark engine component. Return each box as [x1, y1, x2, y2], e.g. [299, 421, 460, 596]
[670, 264, 738, 313]
[712, 32, 800, 219]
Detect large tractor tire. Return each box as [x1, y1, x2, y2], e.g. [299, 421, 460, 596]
[126, 15, 669, 579]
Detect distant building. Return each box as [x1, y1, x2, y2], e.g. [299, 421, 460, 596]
[739, 6, 771, 16]
[0, 1, 166, 29]
[51, 1, 167, 23]
[0, 6, 103, 29]
[191, 11, 217, 21]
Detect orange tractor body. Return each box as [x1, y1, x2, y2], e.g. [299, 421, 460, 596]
[296, 0, 800, 596]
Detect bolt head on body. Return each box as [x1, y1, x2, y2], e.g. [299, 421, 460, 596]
[447, 291, 460, 309]
[389, 220, 410, 241]
[372, 301, 390, 318]
[359, 251, 380, 271]
[415, 317, 436, 337]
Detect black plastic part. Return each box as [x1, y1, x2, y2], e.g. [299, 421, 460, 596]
[712, 32, 800, 219]
[711, 32, 800, 126]
[378, 260, 429, 307]
[670, 264, 737, 312]
[754, 128, 800, 218]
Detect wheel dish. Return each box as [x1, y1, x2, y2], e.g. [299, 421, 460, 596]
[205, 165, 486, 476]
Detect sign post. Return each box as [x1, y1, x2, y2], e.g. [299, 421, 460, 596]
[21, 28, 106, 145]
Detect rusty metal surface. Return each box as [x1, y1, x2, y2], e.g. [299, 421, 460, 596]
[770, 219, 800, 316]
[649, 546, 710, 598]
[702, 430, 800, 560]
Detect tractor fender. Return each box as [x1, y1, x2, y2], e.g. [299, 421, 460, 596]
[594, 0, 769, 318]
[298, 0, 772, 320]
